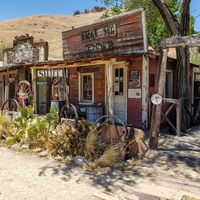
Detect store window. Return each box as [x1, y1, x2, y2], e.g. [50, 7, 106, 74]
[165, 70, 173, 98]
[79, 73, 94, 103]
[36, 68, 68, 114]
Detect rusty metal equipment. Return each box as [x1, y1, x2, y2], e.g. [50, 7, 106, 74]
[1, 98, 19, 118]
[59, 103, 79, 127]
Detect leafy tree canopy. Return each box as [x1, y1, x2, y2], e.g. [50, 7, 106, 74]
[101, 0, 195, 51]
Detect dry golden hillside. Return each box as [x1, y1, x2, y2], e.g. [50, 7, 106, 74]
[0, 12, 102, 60]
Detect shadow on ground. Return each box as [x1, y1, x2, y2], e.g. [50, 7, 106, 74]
[38, 126, 200, 193]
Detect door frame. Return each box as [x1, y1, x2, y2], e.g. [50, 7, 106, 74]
[112, 63, 128, 124]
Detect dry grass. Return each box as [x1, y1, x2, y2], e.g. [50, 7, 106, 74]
[85, 125, 108, 161]
[96, 143, 124, 168]
[0, 115, 15, 139]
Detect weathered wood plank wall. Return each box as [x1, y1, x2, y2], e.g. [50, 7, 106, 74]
[62, 9, 147, 62]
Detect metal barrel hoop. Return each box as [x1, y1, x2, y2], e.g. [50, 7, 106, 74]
[93, 114, 128, 142]
[59, 103, 79, 127]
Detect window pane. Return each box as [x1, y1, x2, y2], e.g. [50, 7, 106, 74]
[82, 75, 92, 101]
[114, 68, 123, 96]
[165, 72, 173, 98]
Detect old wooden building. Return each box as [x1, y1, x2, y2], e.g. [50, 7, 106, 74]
[0, 34, 48, 108]
[61, 8, 195, 129]
[1, 9, 196, 130]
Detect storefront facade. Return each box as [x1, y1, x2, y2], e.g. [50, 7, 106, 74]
[62, 9, 149, 128]
[0, 34, 48, 109]
[62, 9, 194, 129]
[31, 64, 68, 115]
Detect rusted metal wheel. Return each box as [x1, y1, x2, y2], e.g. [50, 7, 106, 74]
[93, 114, 128, 144]
[17, 80, 32, 107]
[60, 103, 78, 127]
[1, 98, 19, 117]
[92, 114, 129, 161]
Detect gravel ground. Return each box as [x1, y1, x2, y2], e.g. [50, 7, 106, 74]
[0, 126, 200, 200]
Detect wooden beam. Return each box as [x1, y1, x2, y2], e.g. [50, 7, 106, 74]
[105, 62, 114, 116]
[149, 49, 168, 149]
[163, 98, 179, 104]
[142, 55, 149, 129]
[162, 104, 175, 120]
[31, 68, 37, 113]
[176, 100, 181, 136]
[161, 36, 200, 49]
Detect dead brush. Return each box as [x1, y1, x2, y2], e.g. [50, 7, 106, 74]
[0, 115, 15, 140]
[85, 124, 108, 161]
[95, 143, 125, 168]
[47, 120, 91, 157]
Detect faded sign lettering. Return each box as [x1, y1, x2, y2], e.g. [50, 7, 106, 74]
[37, 69, 63, 77]
[85, 41, 113, 53]
[81, 24, 116, 41]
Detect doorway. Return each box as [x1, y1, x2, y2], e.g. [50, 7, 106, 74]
[113, 64, 127, 124]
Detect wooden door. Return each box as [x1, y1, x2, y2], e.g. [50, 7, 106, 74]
[113, 64, 127, 124]
[37, 77, 50, 115]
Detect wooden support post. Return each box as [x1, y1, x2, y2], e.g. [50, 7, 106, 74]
[142, 55, 149, 129]
[149, 49, 168, 150]
[105, 62, 114, 116]
[176, 99, 181, 136]
[31, 68, 37, 113]
[63, 68, 69, 104]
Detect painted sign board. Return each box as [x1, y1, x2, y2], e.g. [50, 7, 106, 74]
[62, 8, 147, 61]
[37, 69, 63, 77]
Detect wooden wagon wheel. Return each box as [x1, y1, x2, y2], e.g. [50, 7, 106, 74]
[17, 80, 32, 107]
[1, 98, 19, 117]
[60, 103, 78, 127]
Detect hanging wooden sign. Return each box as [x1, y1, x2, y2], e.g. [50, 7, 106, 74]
[62, 8, 147, 61]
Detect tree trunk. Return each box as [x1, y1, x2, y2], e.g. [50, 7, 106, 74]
[149, 0, 191, 149]
[149, 49, 168, 149]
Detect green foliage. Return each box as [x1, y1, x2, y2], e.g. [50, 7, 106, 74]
[6, 129, 25, 146]
[191, 54, 200, 65]
[0, 42, 11, 61]
[1, 106, 59, 147]
[111, 2, 123, 15]
[124, 0, 181, 50]
[46, 108, 59, 127]
[101, 0, 195, 50]
[100, 10, 110, 19]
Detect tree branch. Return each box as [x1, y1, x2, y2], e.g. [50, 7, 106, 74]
[180, 0, 191, 36]
[151, 0, 180, 35]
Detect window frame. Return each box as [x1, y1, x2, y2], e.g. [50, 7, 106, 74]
[78, 72, 94, 104]
[165, 70, 173, 98]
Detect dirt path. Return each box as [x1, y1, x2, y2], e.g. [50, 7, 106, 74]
[0, 127, 200, 200]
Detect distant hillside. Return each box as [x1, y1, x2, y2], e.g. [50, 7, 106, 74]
[0, 12, 102, 60]
[0, 12, 199, 65]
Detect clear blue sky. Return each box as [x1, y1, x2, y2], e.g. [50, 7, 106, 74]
[0, 0, 199, 31]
